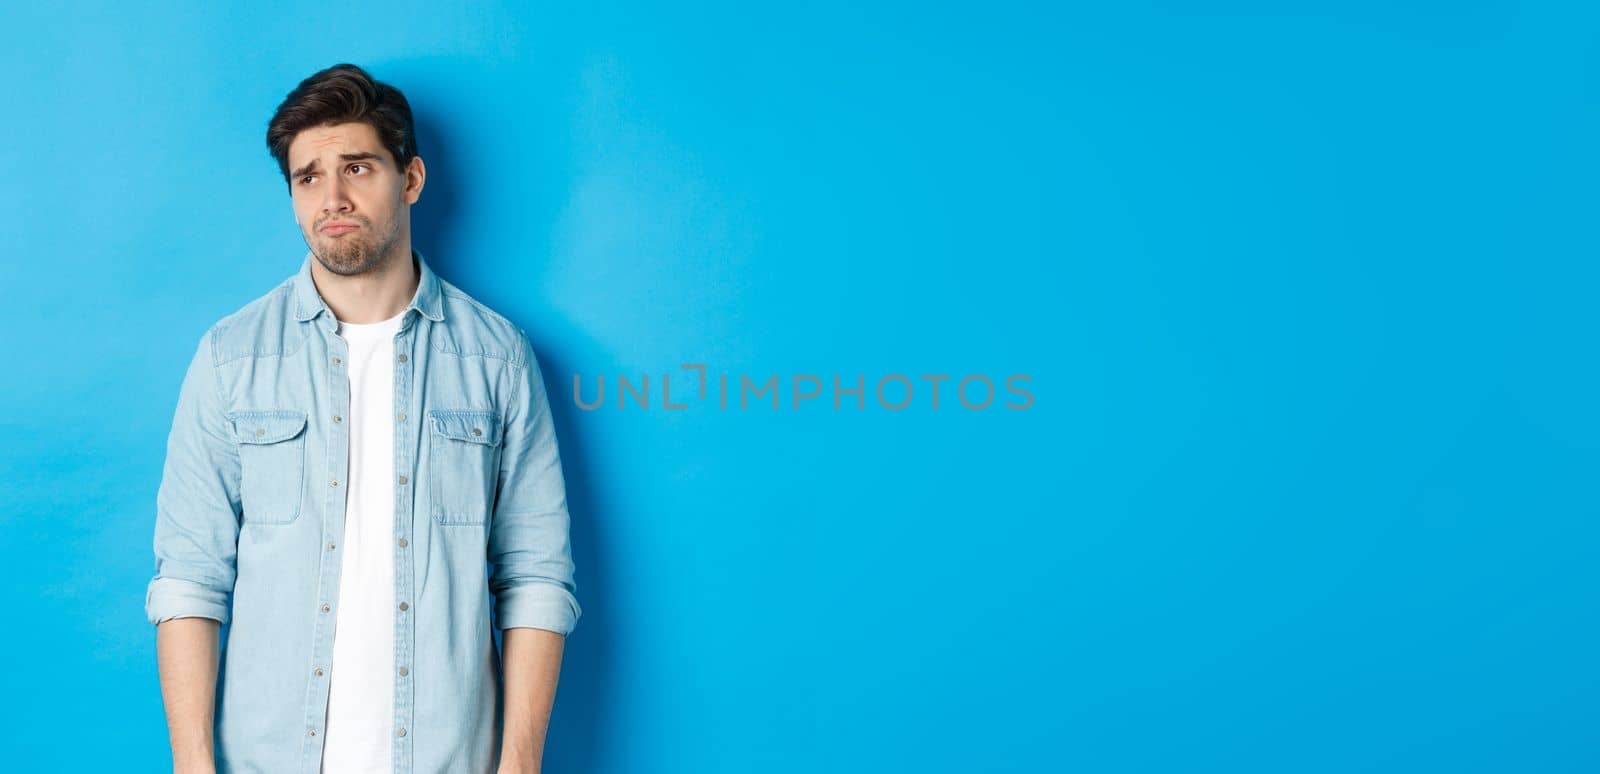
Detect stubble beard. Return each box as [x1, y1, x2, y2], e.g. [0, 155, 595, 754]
[310, 213, 403, 277]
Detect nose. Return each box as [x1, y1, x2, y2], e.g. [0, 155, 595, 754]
[320, 173, 353, 217]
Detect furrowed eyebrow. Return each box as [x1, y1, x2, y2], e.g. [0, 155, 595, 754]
[290, 152, 385, 180]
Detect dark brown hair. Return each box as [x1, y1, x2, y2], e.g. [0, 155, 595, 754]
[265, 63, 418, 188]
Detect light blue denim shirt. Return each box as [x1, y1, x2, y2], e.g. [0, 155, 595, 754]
[144, 249, 581, 773]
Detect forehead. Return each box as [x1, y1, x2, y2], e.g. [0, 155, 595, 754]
[287, 121, 384, 167]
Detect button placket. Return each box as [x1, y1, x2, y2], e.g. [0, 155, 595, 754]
[393, 328, 417, 769]
[307, 329, 352, 763]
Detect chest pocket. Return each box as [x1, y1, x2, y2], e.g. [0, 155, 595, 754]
[428, 409, 502, 525]
[230, 409, 308, 525]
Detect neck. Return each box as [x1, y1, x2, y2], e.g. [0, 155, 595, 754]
[312, 242, 418, 323]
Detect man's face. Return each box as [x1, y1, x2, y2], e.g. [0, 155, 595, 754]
[287, 121, 423, 276]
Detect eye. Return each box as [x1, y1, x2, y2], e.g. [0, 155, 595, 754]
[349, 163, 369, 174]
[299, 175, 316, 185]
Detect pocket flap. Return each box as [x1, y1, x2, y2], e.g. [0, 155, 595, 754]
[429, 409, 501, 446]
[230, 410, 309, 444]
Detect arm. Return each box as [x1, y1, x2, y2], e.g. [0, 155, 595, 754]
[157, 618, 222, 774]
[498, 627, 566, 772]
[489, 331, 582, 771]
[145, 329, 241, 773]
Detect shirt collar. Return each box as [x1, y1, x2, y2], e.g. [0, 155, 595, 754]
[292, 247, 445, 325]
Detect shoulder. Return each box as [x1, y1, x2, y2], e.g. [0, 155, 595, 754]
[202, 277, 306, 366]
[433, 279, 533, 368]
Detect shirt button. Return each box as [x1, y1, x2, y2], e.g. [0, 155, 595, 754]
[330, 479, 339, 487]
[314, 667, 324, 676]
[471, 427, 482, 436]
[398, 475, 408, 485]
[398, 537, 408, 548]
[398, 601, 409, 611]
[332, 357, 341, 366]
[396, 727, 407, 737]
[333, 415, 342, 423]
[397, 413, 406, 422]
[326, 542, 336, 551]
[320, 603, 331, 613]
[308, 728, 318, 737]
[398, 354, 408, 363]
[398, 666, 409, 676]
[255, 428, 265, 437]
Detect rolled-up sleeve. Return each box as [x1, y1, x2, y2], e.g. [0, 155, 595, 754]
[145, 328, 240, 626]
[487, 330, 582, 635]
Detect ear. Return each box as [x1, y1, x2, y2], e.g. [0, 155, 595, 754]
[403, 156, 426, 205]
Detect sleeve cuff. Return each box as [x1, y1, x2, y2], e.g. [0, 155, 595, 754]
[146, 576, 231, 626]
[493, 581, 581, 635]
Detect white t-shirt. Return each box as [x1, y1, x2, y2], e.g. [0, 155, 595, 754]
[320, 310, 405, 773]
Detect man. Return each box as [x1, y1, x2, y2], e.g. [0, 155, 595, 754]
[145, 63, 581, 774]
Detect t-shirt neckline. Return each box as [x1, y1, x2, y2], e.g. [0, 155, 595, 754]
[336, 310, 407, 338]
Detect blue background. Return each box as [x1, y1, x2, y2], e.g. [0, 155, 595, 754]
[1, 2, 1595, 771]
